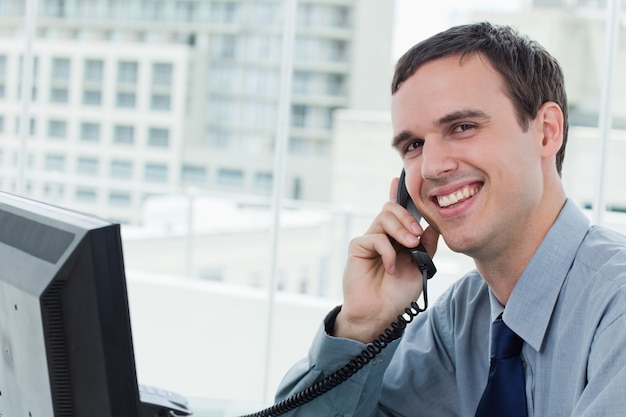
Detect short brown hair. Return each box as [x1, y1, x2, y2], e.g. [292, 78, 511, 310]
[392, 22, 568, 175]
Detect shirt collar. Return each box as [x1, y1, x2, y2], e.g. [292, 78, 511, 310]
[499, 199, 590, 351]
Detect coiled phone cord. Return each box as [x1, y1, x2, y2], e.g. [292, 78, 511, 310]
[238, 266, 432, 417]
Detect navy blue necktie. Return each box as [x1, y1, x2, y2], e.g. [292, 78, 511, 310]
[475, 317, 527, 417]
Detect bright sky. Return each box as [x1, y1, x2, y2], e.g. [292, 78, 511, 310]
[392, 0, 523, 60]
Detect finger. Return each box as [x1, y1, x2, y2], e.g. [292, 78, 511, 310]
[366, 205, 422, 248]
[348, 233, 398, 275]
[389, 176, 400, 202]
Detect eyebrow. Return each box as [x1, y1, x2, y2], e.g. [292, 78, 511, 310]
[391, 109, 492, 149]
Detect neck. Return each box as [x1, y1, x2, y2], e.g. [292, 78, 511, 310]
[476, 194, 567, 306]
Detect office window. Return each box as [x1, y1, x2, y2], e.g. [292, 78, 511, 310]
[211, 34, 238, 60]
[50, 87, 69, 103]
[110, 159, 133, 179]
[207, 130, 232, 149]
[208, 99, 237, 125]
[118, 61, 138, 84]
[77, 157, 99, 176]
[84, 59, 104, 82]
[255, 172, 273, 191]
[51, 57, 70, 81]
[249, 35, 280, 61]
[181, 164, 207, 184]
[327, 73, 346, 96]
[150, 94, 171, 110]
[291, 105, 309, 128]
[142, 0, 166, 20]
[116, 92, 136, 108]
[152, 63, 173, 86]
[44, 154, 66, 172]
[254, 1, 279, 25]
[144, 163, 168, 182]
[294, 37, 318, 62]
[0, 56, 6, 78]
[148, 127, 170, 147]
[210, 65, 241, 92]
[80, 122, 100, 142]
[114, 125, 134, 144]
[328, 39, 349, 62]
[330, 5, 351, 28]
[292, 71, 313, 94]
[76, 188, 97, 202]
[82, 89, 102, 105]
[217, 168, 243, 186]
[210, 1, 238, 23]
[246, 68, 278, 94]
[109, 191, 131, 206]
[47, 120, 67, 139]
[244, 102, 276, 128]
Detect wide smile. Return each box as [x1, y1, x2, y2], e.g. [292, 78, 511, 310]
[435, 183, 482, 208]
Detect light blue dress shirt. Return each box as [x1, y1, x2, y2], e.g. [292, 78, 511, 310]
[276, 200, 626, 416]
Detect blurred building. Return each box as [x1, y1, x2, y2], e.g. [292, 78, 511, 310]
[0, 0, 394, 224]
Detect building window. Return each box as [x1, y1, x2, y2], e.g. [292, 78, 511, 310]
[116, 92, 136, 108]
[82, 89, 102, 106]
[217, 168, 243, 186]
[50, 87, 69, 103]
[47, 120, 67, 139]
[80, 122, 100, 142]
[291, 105, 309, 128]
[150, 94, 171, 111]
[44, 154, 66, 172]
[255, 172, 273, 191]
[181, 164, 207, 184]
[76, 188, 97, 202]
[51, 57, 70, 81]
[211, 34, 238, 60]
[327, 73, 346, 96]
[207, 130, 232, 149]
[210, 1, 238, 23]
[152, 62, 172, 86]
[109, 191, 131, 206]
[328, 39, 348, 62]
[148, 127, 170, 147]
[292, 71, 313, 95]
[84, 59, 104, 82]
[77, 157, 99, 176]
[117, 61, 138, 84]
[144, 163, 168, 182]
[114, 125, 134, 144]
[110, 159, 133, 179]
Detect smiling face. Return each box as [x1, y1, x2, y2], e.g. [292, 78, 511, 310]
[392, 53, 564, 264]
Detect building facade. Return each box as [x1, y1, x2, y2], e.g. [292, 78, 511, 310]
[0, 0, 394, 224]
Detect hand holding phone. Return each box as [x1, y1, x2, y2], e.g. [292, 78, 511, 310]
[395, 170, 437, 280]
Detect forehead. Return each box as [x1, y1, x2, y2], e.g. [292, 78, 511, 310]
[391, 54, 510, 131]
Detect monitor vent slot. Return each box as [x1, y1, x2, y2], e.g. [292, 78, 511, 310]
[41, 278, 74, 417]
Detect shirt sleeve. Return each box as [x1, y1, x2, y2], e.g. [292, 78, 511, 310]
[274, 306, 402, 417]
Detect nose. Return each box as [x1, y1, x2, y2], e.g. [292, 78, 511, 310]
[420, 137, 457, 180]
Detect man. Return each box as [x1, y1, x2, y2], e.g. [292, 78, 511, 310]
[275, 22, 626, 416]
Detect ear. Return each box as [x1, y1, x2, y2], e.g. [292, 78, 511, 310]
[538, 101, 564, 159]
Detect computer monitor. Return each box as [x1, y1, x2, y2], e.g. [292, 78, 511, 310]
[0, 191, 141, 416]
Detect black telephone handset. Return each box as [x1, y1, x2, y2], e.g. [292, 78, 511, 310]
[239, 171, 437, 417]
[395, 169, 437, 280]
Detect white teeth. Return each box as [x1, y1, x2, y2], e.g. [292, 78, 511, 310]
[437, 186, 478, 208]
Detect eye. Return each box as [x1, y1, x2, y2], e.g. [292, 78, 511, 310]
[452, 123, 475, 133]
[405, 139, 425, 153]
